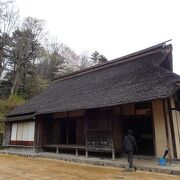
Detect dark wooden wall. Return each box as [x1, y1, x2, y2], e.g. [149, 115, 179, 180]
[112, 114, 123, 153]
[112, 106, 124, 153]
[40, 112, 87, 145]
[34, 116, 44, 152]
[76, 117, 85, 145]
[52, 119, 61, 144]
[86, 108, 113, 152]
[34, 108, 124, 154]
[34, 114, 53, 152]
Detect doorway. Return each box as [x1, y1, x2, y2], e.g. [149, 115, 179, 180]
[60, 119, 76, 144]
[123, 115, 154, 156]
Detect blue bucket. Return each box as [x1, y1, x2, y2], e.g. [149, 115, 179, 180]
[159, 158, 167, 166]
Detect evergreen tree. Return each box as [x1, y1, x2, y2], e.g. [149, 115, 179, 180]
[91, 51, 100, 64]
[90, 51, 107, 65]
[98, 54, 108, 63]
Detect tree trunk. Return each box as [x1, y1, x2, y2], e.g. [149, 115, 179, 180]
[0, 68, 3, 78]
[0, 50, 4, 78]
[10, 72, 19, 95]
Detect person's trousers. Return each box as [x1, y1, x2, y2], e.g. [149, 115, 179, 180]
[127, 151, 133, 168]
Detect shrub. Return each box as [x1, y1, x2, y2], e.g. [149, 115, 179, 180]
[0, 95, 25, 133]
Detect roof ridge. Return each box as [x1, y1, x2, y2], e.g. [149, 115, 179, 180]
[53, 41, 172, 82]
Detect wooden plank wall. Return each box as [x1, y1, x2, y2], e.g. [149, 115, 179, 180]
[164, 100, 174, 159]
[121, 103, 135, 116]
[170, 97, 180, 159]
[152, 100, 168, 157]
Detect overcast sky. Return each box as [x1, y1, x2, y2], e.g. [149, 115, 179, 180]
[16, 0, 180, 74]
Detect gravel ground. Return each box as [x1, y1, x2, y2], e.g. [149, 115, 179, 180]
[0, 154, 179, 180]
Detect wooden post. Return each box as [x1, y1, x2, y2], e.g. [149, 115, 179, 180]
[76, 148, 78, 156]
[112, 148, 115, 160]
[86, 149, 88, 158]
[85, 131, 88, 158]
[56, 146, 59, 154]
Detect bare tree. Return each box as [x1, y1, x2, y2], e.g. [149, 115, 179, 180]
[0, 0, 19, 78]
[77, 52, 92, 70]
[22, 17, 46, 42]
[0, 0, 19, 35]
[37, 41, 66, 80]
[9, 17, 45, 95]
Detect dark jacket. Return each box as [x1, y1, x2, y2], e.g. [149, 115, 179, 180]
[123, 135, 138, 153]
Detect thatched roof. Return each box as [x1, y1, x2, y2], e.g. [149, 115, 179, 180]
[7, 42, 180, 119]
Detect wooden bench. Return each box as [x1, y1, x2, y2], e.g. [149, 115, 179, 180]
[43, 144, 86, 156]
[43, 144, 115, 159]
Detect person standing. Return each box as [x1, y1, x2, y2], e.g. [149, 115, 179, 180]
[123, 130, 138, 170]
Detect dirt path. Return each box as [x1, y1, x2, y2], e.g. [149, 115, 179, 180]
[0, 154, 179, 180]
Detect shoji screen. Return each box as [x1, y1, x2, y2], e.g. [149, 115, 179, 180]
[11, 121, 35, 142]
